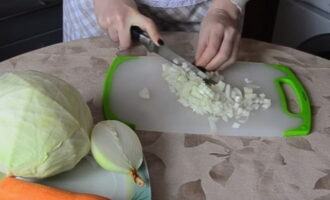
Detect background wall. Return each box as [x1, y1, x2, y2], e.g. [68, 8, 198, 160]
[0, 0, 62, 62]
[242, 0, 280, 42]
[272, 0, 330, 59]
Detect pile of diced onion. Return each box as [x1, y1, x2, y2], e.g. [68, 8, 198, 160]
[161, 62, 271, 130]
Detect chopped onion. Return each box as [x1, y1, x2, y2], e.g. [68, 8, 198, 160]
[207, 71, 224, 82]
[208, 117, 219, 133]
[172, 58, 179, 65]
[244, 87, 253, 94]
[161, 62, 272, 131]
[139, 88, 150, 100]
[244, 78, 253, 84]
[232, 122, 241, 129]
[215, 81, 226, 92]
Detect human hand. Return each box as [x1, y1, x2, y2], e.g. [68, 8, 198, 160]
[94, 0, 162, 50]
[195, 0, 242, 71]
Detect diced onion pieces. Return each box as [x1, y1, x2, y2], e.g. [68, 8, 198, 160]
[139, 88, 150, 100]
[208, 117, 218, 133]
[232, 122, 241, 129]
[162, 62, 272, 131]
[244, 78, 253, 84]
[172, 58, 179, 65]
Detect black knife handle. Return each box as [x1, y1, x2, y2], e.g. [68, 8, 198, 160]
[130, 25, 158, 52]
[130, 26, 145, 41]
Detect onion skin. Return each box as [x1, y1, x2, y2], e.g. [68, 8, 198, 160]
[129, 169, 145, 187]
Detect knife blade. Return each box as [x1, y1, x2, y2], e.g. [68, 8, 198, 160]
[131, 26, 215, 83]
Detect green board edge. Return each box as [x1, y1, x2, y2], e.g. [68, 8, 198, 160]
[103, 57, 312, 137]
[268, 64, 312, 137]
[102, 56, 138, 129]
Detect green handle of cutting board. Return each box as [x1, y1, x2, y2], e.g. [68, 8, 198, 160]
[269, 64, 312, 136]
[102, 56, 138, 130]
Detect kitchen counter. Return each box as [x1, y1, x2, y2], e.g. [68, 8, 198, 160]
[0, 33, 330, 200]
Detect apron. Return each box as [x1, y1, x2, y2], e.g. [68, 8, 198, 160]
[63, 0, 211, 42]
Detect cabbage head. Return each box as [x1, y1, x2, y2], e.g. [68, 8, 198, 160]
[0, 71, 93, 178]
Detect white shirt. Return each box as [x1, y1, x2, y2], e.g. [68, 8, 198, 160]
[136, 0, 249, 10]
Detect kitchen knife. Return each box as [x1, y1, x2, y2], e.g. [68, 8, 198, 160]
[130, 26, 216, 84]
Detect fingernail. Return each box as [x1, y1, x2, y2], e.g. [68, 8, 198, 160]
[158, 39, 164, 46]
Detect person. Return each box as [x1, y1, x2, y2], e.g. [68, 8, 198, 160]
[63, 0, 249, 70]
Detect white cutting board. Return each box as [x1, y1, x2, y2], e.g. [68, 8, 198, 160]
[107, 56, 308, 137]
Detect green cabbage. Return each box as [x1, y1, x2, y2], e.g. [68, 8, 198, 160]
[0, 71, 93, 178]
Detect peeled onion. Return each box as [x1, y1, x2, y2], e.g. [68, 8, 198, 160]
[91, 120, 144, 186]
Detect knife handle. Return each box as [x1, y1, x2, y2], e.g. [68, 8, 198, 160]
[130, 26, 157, 52]
[131, 26, 151, 43]
[130, 26, 145, 41]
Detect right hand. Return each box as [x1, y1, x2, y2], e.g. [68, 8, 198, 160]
[94, 0, 162, 50]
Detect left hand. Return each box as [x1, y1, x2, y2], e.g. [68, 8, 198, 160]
[195, 0, 242, 71]
[93, 0, 162, 50]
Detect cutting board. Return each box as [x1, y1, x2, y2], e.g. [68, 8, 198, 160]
[103, 56, 311, 137]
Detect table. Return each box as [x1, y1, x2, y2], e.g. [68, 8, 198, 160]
[1, 33, 330, 200]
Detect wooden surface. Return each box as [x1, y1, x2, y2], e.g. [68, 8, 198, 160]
[0, 33, 330, 200]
